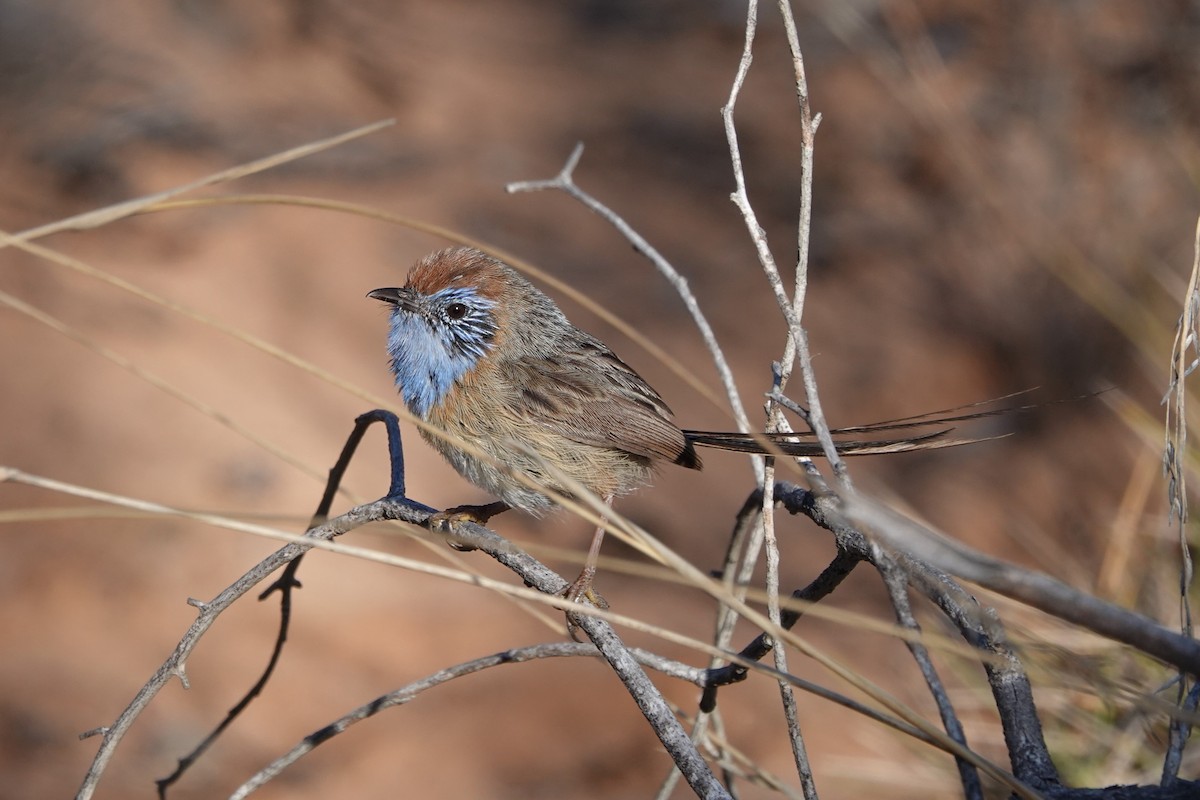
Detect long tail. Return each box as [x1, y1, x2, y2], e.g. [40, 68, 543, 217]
[680, 391, 1056, 458]
[681, 428, 983, 457]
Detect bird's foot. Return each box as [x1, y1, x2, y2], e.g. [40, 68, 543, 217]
[563, 567, 609, 642]
[426, 501, 510, 550]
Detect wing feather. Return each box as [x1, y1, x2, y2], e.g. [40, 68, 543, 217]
[496, 336, 701, 469]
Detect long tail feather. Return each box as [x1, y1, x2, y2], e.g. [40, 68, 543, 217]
[681, 428, 1002, 457]
[680, 389, 1097, 458]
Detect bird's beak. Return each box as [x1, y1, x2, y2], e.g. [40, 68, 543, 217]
[367, 287, 417, 311]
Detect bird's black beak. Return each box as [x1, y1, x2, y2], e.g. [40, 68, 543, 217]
[367, 287, 416, 311]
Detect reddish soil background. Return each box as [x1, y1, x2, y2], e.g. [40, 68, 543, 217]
[2, 2, 1197, 798]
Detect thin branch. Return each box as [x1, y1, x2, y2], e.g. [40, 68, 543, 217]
[768, 0, 826, 472]
[660, 484, 770, 800]
[407, 506, 731, 799]
[506, 144, 762, 483]
[792, 485, 1061, 790]
[879, 559, 982, 799]
[51, 476, 726, 799]
[155, 410, 411, 796]
[71, 496, 431, 800]
[678, 706, 804, 800]
[702, 486, 862, 706]
[841, 489, 1200, 678]
[775, 0, 818, 319]
[720, 0, 844, 481]
[1163, 680, 1200, 787]
[30, 459, 1041, 798]
[762, 461, 818, 799]
[229, 642, 701, 798]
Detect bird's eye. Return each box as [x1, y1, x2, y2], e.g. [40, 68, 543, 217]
[445, 302, 468, 320]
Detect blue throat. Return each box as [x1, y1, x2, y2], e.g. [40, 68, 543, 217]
[384, 292, 496, 418]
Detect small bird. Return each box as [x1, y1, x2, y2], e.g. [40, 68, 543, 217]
[369, 247, 963, 603]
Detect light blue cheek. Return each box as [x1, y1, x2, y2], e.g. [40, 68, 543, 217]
[385, 312, 480, 418]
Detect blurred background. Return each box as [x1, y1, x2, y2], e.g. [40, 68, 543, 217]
[2, 1, 1198, 797]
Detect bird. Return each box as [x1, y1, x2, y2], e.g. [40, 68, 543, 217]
[368, 247, 973, 607]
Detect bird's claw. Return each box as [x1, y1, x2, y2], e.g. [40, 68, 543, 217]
[563, 570, 609, 642]
[426, 502, 510, 549]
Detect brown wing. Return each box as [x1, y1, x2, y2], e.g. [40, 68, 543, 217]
[497, 338, 701, 469]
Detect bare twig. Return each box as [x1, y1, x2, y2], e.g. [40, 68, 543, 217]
[879, 559, 982, 799]
[70, 495, 430, 800]
[405, 507, 733, 799]
[841, 490, 1200, 678]
[720, 0, 843, 481]
[37, 426, 728, 800]
[762, 461, 818, 799]
[774, 0, 819, 319]
[506, 143, 761, 483]
[155, 410, 415, 796]
[1163, 681, 1200, 787]
[788, 485, 1061, 790]
[716, 7, 823, 796]
[659, 485, 770, 800]
[9, 435, 722, 800]
[22, 459, 1042, 799]
[229, 642, 704, 798]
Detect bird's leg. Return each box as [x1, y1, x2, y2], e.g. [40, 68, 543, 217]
[426, 501, 510, 550]
[564, 495, 613, 640]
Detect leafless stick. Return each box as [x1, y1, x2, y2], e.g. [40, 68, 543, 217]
[788, 484, 1060, 789]
[229, 642, 703, 798]
[439, 495, 1030, 796]
[708, 470, 772, 717]
[701, 486, 862, 707]
[761, 462, 818, 799]
[506, 144, 760, 479]
[1163, 681, 1200, 787]
[154, 410, 416, 796]
[714, 8, 818, 791]
[679, 706, 804, 800]
[841, 490, 1200, 677]
[26, 437, 717, 799]
[792, 330, 849, 483]
[775, 0, 819, 317]
[434, 509, 730, 799]
[70, 496, 431, 800]
[768, 0, 821, 447]
[657, 486, 769, 800]
[708, 490, 775, 689]
[879, 559, 982, 799]
[906, 567, 1060, 789]
[720, 0, 844, 481]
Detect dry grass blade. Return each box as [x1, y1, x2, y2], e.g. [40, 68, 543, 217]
[1163, 215, 1200, 528]
[4, 120, 394, 245]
